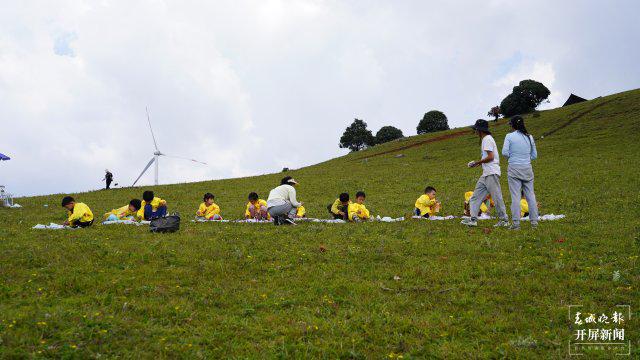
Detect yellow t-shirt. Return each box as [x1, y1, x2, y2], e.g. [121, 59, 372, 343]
[104, 205, 140, 221]
[330, 198, 351, 214]
[137, 197, 167, 219]
[296, 205, 306, 218]
[520, 199, 529, 217]
[198, 202, 221, 219]
[415, 194, 438, 216]
[67, 202, 93, 225]
[348, 203, 370, 221]
[464, 191, 493, 214]
[245, 199, 268, 217]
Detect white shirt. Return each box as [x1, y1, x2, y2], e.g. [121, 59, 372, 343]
[267, 184, 301, 208]
[480, 134, 501, 177]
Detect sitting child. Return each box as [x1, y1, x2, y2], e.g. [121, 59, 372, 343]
[61, 196, 94, 228]
[139, 191, 168, 220]
[348, 191, 370, 222]
[295, 205, 306, 218]
[464, 191, 494, 217]
[414, 186, 441, 218]
[328, 193, 351, 220]
[245, 192, 269, 220]
[196, 192, 222, 220]
[104, 199, 142, 222]
[519, 191, 540, 217]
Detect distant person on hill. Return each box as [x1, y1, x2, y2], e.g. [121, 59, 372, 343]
[348, 191, 371, 222]
[140, 190, 167, 220]
[267, 176, 302, 225]
[103, 169, 114, 190]
[245, 192, 269, 220]
[104, 199, 142, 221]
[196, 193, 222, 220]
[328, 193, 351, 220]
[464, 191, 493, 217]
[61, 196, 94, 228]
[502, 116, 539, 229]
[461, 119, 509, 227]
[414, 186, 441, 218]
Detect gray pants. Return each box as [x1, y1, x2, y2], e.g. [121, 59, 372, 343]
[267, 201, 297, 219]
[507, 166, 539, 225]
[470, 174, 508, 221]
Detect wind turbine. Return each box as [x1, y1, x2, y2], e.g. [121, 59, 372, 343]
[132, 107, 207, 186]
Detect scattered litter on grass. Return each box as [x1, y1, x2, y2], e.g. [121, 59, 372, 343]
[613, 270, 621, 282]
[102, 220, 150, 226]
[32, 223, 75, 230]
[393, 275, 401, 281]
[412, 215, 456, 220]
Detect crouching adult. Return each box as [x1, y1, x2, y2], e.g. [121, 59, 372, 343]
[267, 176, 302, 225]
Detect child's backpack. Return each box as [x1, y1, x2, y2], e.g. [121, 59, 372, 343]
[150, 213, 180, 233]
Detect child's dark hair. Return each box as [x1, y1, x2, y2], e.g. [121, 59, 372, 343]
[281, 176, 293, 185]
[129, 199, 142, 211]
[203, 193, 215, 201]
[142, 191, 154, 202]
[61, 196, 74, 207]
[424, 186, 436, 194]
[355, 191, 366, 198]
[248, 192, 259, 201]
[339, 193, 350, 202]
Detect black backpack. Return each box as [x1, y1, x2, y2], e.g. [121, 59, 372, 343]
[150, 213, 180, 233]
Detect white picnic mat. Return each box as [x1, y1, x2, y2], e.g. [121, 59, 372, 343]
[32, 223, 75, 230]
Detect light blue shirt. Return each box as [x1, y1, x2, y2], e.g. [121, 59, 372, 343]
[502, 131, 537, 165]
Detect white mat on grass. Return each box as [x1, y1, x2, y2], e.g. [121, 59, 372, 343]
[460, 214, 565, 221]
[32, 223, 75, 230]
[6, 203, 22, 208]
[411, 215, 457, 221]
[102, 220, 150, 226]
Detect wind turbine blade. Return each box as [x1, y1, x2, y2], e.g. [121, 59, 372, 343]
[146, 106, 160, 151]
[162, 153, 208, 165]
[132, 157, 156, 186]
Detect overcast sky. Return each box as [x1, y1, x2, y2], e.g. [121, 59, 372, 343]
[1, 0, 638, 196]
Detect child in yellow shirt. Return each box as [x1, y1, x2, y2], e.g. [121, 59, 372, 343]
[295, 205, 306, 218]
[464, 191, 494, 216]
[328, 193, 350, 220]
[61, 196, 94, 228]
[196, 193, 222, 220]
[139, 191, 168, 220]
[414, 186, 441, 218]
[245, 192, 269, 220]
[348, 191, 371, 222]
[104, 199, 142, 221]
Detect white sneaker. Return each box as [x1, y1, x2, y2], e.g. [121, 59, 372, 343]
[494, 220, 510, 227]
[461, 218, 478, 227]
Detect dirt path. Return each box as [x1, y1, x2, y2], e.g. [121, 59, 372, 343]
[539, 98, 613, 138]
[354, 128, 474, 160]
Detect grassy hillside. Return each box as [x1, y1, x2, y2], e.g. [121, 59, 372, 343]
[1, 89, 639, 358]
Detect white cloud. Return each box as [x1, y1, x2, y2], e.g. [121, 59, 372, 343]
[0, 0, 638, 196]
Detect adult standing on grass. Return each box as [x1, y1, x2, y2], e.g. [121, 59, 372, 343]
[103, 169, 113, 190]
[267, 176, 302, 225]
[461, 119, 510, 227]
[502, 115, 539, 229]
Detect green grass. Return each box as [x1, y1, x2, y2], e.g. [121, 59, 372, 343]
[1, 89, 639, 358]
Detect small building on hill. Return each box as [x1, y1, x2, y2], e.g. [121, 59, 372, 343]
[562, 94, 588, 107]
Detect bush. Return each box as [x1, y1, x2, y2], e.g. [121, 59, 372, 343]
[375, 126, 404, 144]
[487, 106, 501, 121]
[339, 119, 375, 152]
[417, 111, 449, 134]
